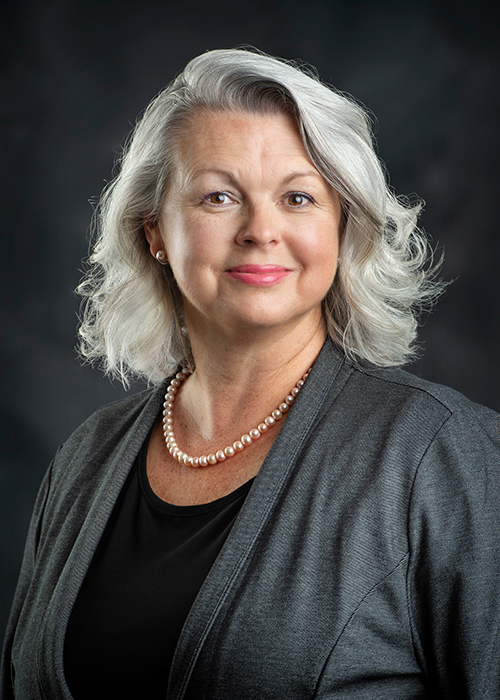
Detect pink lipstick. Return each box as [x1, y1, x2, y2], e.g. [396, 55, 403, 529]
[224, 264, 292, 286]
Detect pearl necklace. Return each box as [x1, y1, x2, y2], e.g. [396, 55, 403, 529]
[162, 367, 311, 468]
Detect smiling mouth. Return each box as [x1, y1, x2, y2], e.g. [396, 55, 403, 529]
[224, 265, 293, 287]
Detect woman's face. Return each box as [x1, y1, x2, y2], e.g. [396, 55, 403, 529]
[146, 109, 342, 341]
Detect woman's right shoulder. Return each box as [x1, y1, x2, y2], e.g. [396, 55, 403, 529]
[51, 382, 167, 478]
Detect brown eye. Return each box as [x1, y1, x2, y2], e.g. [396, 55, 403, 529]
[206, 192, 229, 204]
[287, 193, 311, 206]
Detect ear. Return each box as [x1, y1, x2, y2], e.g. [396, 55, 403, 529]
[144, 220, 166, 259]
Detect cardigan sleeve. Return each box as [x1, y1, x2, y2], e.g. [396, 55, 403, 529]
[407, 407, 500, 698]
[0, 454, 56, 699]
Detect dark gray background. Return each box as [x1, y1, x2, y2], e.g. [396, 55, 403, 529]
[1, 0, 499, 642]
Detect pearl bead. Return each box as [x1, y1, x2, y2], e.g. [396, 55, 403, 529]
[162, 365, 312, 467]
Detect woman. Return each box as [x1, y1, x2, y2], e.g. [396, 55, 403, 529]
[2, 48, 500, 699]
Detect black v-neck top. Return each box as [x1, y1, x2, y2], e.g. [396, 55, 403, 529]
[64, 433, 254, 699]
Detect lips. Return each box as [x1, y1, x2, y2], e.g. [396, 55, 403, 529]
[224, 264, 292, 287]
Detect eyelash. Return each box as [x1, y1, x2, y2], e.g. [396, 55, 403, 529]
[285, 192, 314, 206]
[201, 191, 315, 207]
[202, 192, 233, 205]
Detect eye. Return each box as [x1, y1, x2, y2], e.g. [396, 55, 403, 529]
[203, 192, 232, 205]
[285, 192, 314, 207]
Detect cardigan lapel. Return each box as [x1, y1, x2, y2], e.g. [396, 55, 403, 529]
[167, 340, 352, 700]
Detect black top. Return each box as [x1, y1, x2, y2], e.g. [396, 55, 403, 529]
[64, 433, 253, 699]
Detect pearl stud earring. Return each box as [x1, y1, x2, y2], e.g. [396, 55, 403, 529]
[156, 250, 169, 265]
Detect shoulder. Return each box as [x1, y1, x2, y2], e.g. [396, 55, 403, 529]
[347, 360, 499, 436]
[352, 361, 468, 410]
[51, 382, 168, 480]
[344, 362, 500, 487]
[309, 341, 499, 451]
[70, 383, 164, 434]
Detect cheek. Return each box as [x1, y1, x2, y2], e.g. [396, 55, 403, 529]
[304, 234, 339, 299]
[166, 215, 223, 263]
[301, 225, 339, 274]
[162, 218, 193, 272]
[164, 220, 222, 300]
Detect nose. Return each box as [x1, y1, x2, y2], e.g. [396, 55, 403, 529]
[235, 202, 281, 247]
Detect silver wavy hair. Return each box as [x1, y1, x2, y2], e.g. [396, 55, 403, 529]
[77, 48, 444, 385]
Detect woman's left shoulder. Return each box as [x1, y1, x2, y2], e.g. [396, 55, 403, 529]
[351, 361, 499, 439]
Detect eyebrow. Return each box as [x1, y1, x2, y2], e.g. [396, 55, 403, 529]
[280, 170, 323, 187]
[189, 169, 240, 187]
[189, 168, 323, 188]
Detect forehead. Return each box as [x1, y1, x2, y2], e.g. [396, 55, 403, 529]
[173, 109, 313, 177]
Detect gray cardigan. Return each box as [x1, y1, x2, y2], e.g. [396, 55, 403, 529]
[2, 341, 500, 699]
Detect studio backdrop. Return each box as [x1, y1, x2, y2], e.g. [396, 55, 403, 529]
[1, 0, 499, 641]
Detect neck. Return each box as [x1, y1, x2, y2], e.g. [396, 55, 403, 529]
[176, 311, 326, 444]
